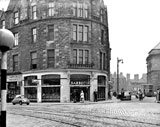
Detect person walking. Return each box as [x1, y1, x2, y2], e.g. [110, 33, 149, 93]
[80, 90, 84, 103]
[138, 89, 143, 101]
[156, 89, 160, 103]
[93, 89, 98, 102]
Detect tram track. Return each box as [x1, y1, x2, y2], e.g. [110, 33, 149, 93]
[8, 108, 160, 127]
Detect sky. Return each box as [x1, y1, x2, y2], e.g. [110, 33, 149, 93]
[0, 0, 160, 78]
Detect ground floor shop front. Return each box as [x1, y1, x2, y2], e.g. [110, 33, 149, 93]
[7, 70, 109, 103]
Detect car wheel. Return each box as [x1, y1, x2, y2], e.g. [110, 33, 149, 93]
[12, 103, 15, 105]
[26, 103, 29, 105]
[19, 101, 22, 105]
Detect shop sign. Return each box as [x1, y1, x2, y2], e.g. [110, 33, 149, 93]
[7, 75, 22, 82]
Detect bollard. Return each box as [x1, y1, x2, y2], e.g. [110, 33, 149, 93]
[0, 29, 14, 127]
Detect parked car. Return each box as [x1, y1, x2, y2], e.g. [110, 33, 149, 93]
[120, 91, 131, 100]
[12, 95, 30, 105]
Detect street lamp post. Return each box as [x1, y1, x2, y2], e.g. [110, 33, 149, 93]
[0, 29, 14, 127]
[117, 57, 123, 95]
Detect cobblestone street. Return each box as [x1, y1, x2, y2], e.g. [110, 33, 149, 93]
[2, 97, 159, 127]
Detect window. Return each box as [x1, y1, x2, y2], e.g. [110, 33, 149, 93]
[84, 26, 89, 42]
[79, 49, 83, 64]
[31, 52, 37, 69]
[100, 52, 106, 70]
[14, 11, 19, 24]
[2, 20, 5, 29]
[48, 25, 54, 40]
[73, 25, 89, 42]
[32, 5, 37, 20]
[48, 2, 55, 16]
[32, 28, 37, 42]
[79, 25, 83, 41]
[73, 49, 89, 64]
[73, 24, 77, 41]
[101, 29, 104, 44]
[42, 75, 60, 85]
[100, 9, 103, 22]
[84, 4, 88, 18]
[14, 33, 19, 46]
[13, 55, 18, 71]
[78, 3, 83, 17]
[47, 49, 55, 68]
[85, 50, 89, 64]
[73, 49, 77, 64]
[73, 3, 77, 16]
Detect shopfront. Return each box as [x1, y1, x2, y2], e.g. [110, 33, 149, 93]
[41, 74, 60, 102]
[97, 75, 106, 101]
[7, 74, 22, 102]
[24, 76, 38, 102]
[70, 74, 90, 102]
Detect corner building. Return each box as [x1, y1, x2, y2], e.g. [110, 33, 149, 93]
[0, 0, 111, 102]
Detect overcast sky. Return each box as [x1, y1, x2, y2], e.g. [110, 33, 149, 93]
[1, 0, 160, 78]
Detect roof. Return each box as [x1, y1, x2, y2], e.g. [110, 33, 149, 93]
[152, 42, 160, 50]
[6, 0, 19, 11]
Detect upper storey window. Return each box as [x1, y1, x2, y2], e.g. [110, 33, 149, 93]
[48, 24, 54, 41]
[48, 2, 55, 16]
[73, 3, 89, 18]
[73, 24, 89, 42]
[2, 20, 5, 29]
[32, 27, 37, 43]
[14, 11, 19, 24]
[84, 4, 89, 18]
[78, 3, 83, 17]
[100, 9, 104, 22]
[14, 33, 19, 46]
[32, 5, 37, 20]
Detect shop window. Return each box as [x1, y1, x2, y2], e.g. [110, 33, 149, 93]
[70, 74, 90, 85]
[98, 75, 106, 86]
[24, 76, 37, 86]
[42, 74, 60, 85]
[25, 87, 37, 100]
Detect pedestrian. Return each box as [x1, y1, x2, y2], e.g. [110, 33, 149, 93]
[93, 89, 98, 102]
[138, 89, 143, 101]
[121, 88, 124, 99]
[108, 90, 111, 100]
[72, 90, 77, 103]
[156, 88, 160, 103]
[80, 90, 84, 103]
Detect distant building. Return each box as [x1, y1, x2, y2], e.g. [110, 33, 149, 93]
[0, 0, 111, 102]
[146, 42, 160, 92]
[111, 73, 147, 94]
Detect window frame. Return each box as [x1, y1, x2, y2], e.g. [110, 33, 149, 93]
[14, 11, 19, 24]
[32, 27, 37, 43]
[32, 5, 37, 20]
[48, 24, 54, 41]
[13, 54, 18, 71]
[48, 2, 55, 17]
[14, 33, 19, 46]
[31, 51, 37, 69]
[47, 49, 55, 68]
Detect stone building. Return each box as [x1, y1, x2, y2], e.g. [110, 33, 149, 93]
[0, 0, 111, 102]
[146, 42, 160, 92]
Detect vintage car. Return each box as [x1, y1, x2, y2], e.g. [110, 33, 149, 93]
[12, 95, 30, 105]
[120, 91, 132, 101]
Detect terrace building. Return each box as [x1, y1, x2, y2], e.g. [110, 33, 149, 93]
[0, 0, 111, 102]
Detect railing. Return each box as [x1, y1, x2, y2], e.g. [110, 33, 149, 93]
[68, 63, 94, 69]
